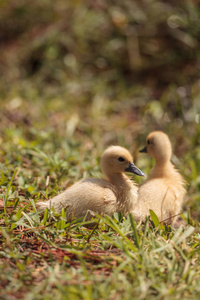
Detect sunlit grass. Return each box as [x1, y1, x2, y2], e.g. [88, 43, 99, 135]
[0, 0, 200, 298]
[1, 89, 200, 299]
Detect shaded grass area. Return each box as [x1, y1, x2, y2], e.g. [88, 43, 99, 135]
[0, 0, 200, 299]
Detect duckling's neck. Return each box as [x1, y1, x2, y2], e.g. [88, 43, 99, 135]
[108, 173, 130, 189]
[107, 172, 138, 211]
[151, 160, 175, 178]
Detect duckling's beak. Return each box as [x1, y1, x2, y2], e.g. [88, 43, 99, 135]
[125, 162, 145, 177]
[139, 146, 147, 153]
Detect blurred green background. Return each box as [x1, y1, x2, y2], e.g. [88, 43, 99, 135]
[0, 0, 200, 216]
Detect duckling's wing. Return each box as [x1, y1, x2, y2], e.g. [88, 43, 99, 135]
[37, 178, 118, 218]
[72, 178, 118, 216]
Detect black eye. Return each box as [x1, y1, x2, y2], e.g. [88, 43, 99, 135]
[118, 157, 125, 162]
[147, 140, 150, 144]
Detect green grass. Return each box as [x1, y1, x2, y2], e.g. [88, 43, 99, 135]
[1, 0, 200, 298]
[0, 98, 200, 299]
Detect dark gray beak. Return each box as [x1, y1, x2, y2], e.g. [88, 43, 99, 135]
[125, 162, 145, 177]
[139, 146, 147, 153]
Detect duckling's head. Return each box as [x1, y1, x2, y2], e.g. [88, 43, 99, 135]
[101, 146, 145, 177]
[140, 131, 172, 162]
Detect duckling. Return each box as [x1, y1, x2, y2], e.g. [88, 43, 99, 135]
[37, 146, 145, 219]
[132, 131, 186, 224]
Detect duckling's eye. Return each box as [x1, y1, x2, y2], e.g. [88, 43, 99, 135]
[147, 140, 150, 145]
[118, 157, 125, 162]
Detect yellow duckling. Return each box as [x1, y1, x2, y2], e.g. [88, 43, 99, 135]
[37, 146, 145, 219]
[132, 131, 186, 224]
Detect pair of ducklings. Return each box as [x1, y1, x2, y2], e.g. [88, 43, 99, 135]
[37, 131, 186, 224]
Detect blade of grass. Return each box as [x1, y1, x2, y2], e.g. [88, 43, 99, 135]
[103, 215, 139, 253]
[3, 168, 17, 216]
[129, 213, 140, 249]
[42, 208, 49, 225]
[142, 217, 149, 250]
[60, 208, 66, 229]
[21, 211, 35, 228]
[12, 198, 20, 212]
[149, 209, 160, 228]
[29, 198, 37, 213]
[174, 226, 195, 245]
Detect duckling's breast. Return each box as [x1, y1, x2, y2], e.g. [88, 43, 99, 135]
[133, 177, 185, 223]
[116, 176, 138, 214]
